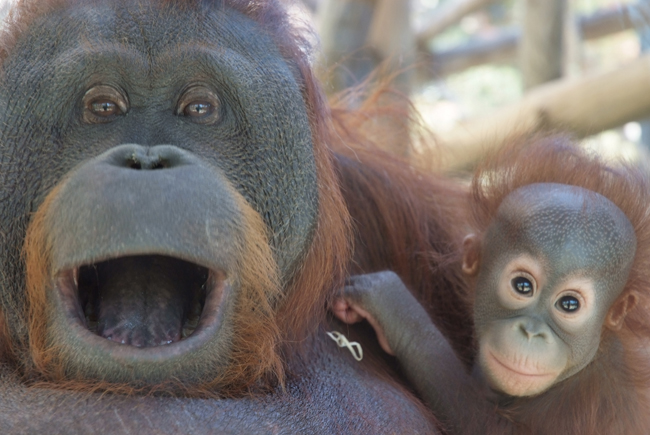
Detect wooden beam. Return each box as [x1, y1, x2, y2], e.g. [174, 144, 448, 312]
[435, 54, 650, 170]
[424, 5, 635, 77]
[415, 0, 497, 45]
[367, 0, 416, 92]
[316, 0, 377, 93]
[519, 0, 566, 89]
[580, 5, 636, 40]
[366, 0, 416, 156]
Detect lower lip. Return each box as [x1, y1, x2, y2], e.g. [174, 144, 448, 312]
[488, 351, 553, 379]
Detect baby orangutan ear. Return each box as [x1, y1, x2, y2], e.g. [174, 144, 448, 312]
[605, 291, 639, 331]
[462, 234, 481, 277]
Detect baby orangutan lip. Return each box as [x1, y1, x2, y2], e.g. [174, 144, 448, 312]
[487, 350, 554, 378]
[55, 255, 228, 356]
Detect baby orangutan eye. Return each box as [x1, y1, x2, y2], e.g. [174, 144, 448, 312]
[511, 277, 533, 296]
[557, 295, 580, 312]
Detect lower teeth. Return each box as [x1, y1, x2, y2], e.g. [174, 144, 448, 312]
[181, 313, 200, 338]
[181, 327, 194, 338]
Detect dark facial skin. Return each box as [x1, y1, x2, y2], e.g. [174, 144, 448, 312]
[2, 2, 318, 385]
[473, 183, 636, 396]
[334, 183, 637, 433]
[0, 1, 439, 432]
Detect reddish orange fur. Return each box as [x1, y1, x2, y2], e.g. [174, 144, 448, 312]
[274, 41, 352, 346]
[0, 311, 13, 364]
[206, 192, 284, 393]
[329, 87, 474, 362]
[23, 185, 58, 376]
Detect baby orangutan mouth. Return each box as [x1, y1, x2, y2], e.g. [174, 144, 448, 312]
[56, 255, 226, 348]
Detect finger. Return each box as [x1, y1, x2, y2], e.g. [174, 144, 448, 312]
[343, 284, 366, 302]
[331, 299, 365, 324]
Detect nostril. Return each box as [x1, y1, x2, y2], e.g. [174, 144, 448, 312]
[106, 145, 191, 170]
[151, 160, 165, 170]
[127, 157, 166, 170]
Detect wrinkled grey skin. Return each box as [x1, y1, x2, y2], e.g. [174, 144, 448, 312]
[0, 1, 437, 433]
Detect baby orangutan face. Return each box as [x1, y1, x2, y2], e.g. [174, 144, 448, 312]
[464, 183, 637, 397]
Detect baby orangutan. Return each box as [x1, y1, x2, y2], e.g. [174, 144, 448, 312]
[333, 141, 650, 434]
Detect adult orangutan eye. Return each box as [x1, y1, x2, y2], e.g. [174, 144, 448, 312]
[90, 100, 120, 117]
[557, 295, 580, 312]
[184, 102, 213, 118]
[176, 85, 221, 124]
[83, 85, 129, 124]
[511, 276, 534, 296]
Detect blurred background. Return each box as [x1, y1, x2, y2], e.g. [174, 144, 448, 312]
[296, 0, 650, 171]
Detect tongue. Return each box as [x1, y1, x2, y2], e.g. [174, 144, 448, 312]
[95, 256, 196, 347]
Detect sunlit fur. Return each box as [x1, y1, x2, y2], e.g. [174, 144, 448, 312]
[329, 84, 473, 363]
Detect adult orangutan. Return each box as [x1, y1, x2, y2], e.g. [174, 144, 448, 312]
[0, 0, 472, 432]
[334, 139, 650, 434]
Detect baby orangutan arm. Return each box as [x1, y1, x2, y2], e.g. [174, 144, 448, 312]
[333, 271, 503, 434]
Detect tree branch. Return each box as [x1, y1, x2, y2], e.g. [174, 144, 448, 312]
[416, 0, 497, 45]
[424, 5, 634, 77]
[436, 54, 650, 170]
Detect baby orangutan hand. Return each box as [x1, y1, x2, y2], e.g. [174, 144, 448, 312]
[332, 271, 416, 356]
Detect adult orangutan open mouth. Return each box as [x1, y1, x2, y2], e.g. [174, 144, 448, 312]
[20, 143, 285, 387]
[54, 255, 230, 357]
